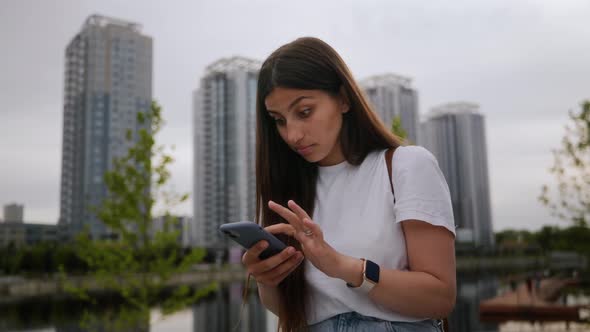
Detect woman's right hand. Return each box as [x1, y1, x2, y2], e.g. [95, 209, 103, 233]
[241, 224, 304, 287]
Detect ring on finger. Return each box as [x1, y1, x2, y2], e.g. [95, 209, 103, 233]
[303, 228, 313, 237]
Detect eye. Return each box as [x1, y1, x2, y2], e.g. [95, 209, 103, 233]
[299, 108, 312, 118]
[273, 118, 286, 126]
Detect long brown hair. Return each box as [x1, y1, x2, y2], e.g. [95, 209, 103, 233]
[255, 37, 403, 331]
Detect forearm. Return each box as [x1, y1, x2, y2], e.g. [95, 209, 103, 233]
[371, 269, 455, 317]
[257, 282, 281, 316]
[334, 255, 456, 318]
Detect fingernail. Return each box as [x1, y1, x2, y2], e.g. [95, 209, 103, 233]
[259, 242, 268, 249]
[287, 247, 295, 254]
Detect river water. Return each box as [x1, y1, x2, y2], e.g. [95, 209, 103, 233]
[1, 274, 588, 332]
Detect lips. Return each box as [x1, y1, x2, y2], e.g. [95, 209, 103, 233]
[296, 144, 315, 155]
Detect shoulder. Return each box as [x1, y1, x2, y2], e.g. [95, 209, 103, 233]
[391, 146, 455, 235]
[393, 145, 438, 171]
[390, 145, 448, 197]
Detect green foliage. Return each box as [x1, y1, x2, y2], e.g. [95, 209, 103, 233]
[79, 305, 151, 332]
[160, 281, 219, 315]
[495, 229, 531, 245]
[540, 100, 590, 226]
[391, 115, 408, 141]
[542, 225, 590, 256]
[0, 242, 87, 276]
[61, 100, 215, 331]
[496, 225, 590, 258]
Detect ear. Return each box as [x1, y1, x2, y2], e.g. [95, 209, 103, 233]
[338, 85, 351, 114]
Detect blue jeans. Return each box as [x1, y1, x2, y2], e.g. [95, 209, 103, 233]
[309, 312, 443, 332]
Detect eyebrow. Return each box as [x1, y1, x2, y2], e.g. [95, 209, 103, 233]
[267, 96, 313, 115]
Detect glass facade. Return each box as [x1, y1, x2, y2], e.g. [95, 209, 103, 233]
[192, 57, 260, 249]
[59, 15, 152, 239]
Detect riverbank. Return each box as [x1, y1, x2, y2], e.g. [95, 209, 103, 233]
[0, 264, 246, 304]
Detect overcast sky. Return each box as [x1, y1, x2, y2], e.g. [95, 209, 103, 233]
[1, 0, 589, 231]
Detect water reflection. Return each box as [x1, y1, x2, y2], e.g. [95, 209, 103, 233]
[448, 275, 499, 332]
[192, 282, 267, 332]
[0, 281, 268, 332]
[196, 278, 504, 332]
[2, 276, 588, 332]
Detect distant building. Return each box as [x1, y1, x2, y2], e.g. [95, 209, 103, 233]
[360, 73, 420, 143]
[3, 203, 24, 223]
[421, 102, 494, 247]
[192, 57, 260, 250]
[0, 222, 71, 248]
[0, 223, 24, 247]
[59, 14, 153, 240]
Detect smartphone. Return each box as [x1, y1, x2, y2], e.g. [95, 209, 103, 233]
[219, 221, 287, 259]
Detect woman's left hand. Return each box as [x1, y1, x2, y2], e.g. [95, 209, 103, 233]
[268, 199, 342, 278]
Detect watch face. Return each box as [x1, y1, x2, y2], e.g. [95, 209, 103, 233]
[365, 260, 380, 283]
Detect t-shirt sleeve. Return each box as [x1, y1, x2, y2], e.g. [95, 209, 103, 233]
[391, 146, 456, 236]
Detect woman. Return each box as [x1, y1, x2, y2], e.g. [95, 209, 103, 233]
[242, 37, 456, 332]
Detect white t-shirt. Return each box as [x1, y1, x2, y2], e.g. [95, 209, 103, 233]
[304, 146, 456, 325]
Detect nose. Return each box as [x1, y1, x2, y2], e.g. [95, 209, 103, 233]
[285, 121, 304, 147]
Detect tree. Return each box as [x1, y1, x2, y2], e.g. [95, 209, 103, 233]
[63, 101, 216, 331]
[534, 226, 558, 254]
[391, 115, 408, 142]
[539, 101, 590, 226]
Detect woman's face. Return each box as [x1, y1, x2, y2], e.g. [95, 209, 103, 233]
[265, 87, 349, 166]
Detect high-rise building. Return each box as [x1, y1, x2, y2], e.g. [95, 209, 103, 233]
[3, 203, 24, 223]
[421, 102, 494, 247]
[360, 74, 420, 143]
[192, 57, 260, 249]
[59, 15, 153, 239]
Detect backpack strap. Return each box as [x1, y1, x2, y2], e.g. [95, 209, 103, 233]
[385, 147, 396, 204]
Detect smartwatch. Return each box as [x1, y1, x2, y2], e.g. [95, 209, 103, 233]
[346, 258, 380, 293]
